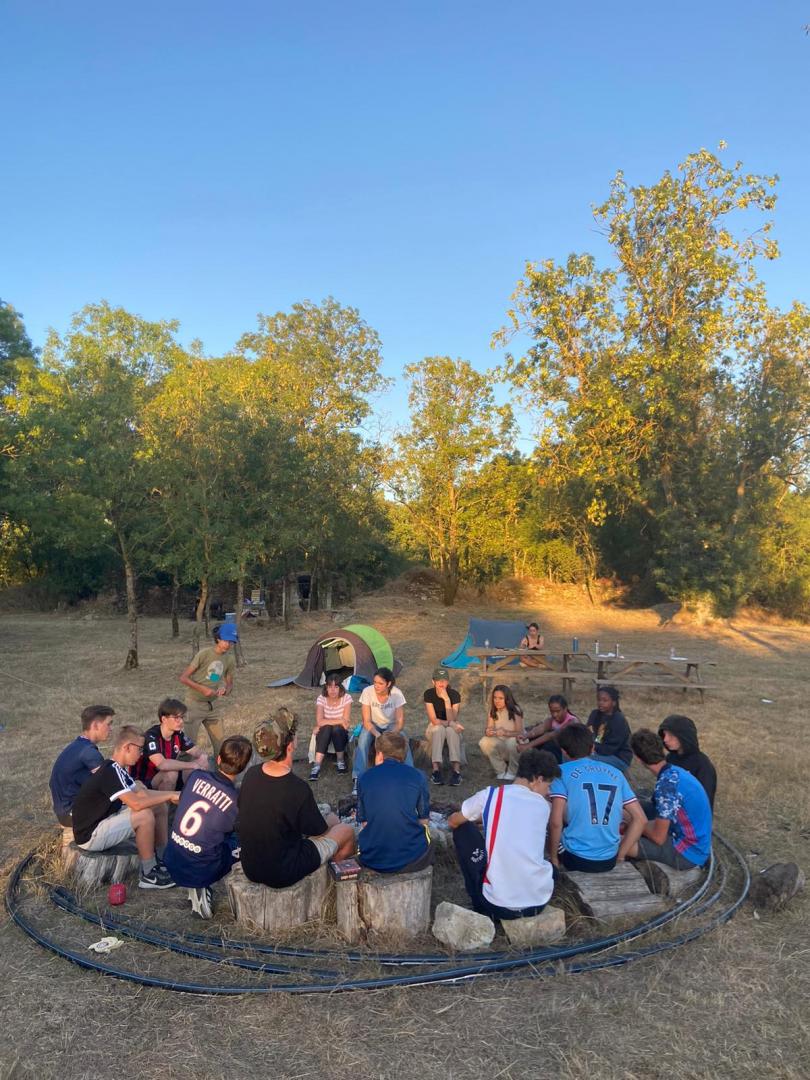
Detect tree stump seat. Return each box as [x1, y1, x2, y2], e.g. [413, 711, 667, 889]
[336, 865, 433, 943]
[227, 863, 328, 932]
[561, 861, 667, 922]
[633, 858, 704, 897]
[63, 839, 140, 887]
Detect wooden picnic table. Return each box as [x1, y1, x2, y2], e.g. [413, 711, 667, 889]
[467, 646, 570, 702]
[561, 651, 716, 703]
[467, 647, 716, 703]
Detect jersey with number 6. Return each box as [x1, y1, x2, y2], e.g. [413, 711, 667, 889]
[162, 769, 239, 888]
[550, 759, 638, 862]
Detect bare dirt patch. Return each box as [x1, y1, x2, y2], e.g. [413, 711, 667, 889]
[1, 591, 808, 1079]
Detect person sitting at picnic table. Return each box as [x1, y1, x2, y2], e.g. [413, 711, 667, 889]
[448, 748, 560, 921]
[309, 673, 352, 781]
[239, 709, 355, 889]
[548, 723, 647, 873]
[518, 694, 579, 762]
[356, 732, 433, 874]
[587, 686, 632, 773]
[479, 684, 525, 781]
[519, 621, 545, 668]
[162, 735, 253, 919]
[132, 698, 209, 790]
[352, 668, 412, 795]
[423, 665, 463, 787]
[627, 728, 712, 870]
[658, 714, 717, 809]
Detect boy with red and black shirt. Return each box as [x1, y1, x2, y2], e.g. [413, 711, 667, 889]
[133, 699, 209, 790]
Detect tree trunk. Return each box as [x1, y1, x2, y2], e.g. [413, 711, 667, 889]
[195, 578, 208, 628]
[170, 574, 180, 639]
[121, 543, 139, 669]
[236, 571, 245, 632]
[441, 570, 459, 606]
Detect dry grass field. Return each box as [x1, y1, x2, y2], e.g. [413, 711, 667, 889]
[1, 582, 809, 1080]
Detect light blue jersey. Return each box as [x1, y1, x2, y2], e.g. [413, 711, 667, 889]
[550, 758, 638, 861]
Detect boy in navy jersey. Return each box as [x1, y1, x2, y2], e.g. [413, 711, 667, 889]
[162, 735, 253, 919]
[133, 699, 209, 790]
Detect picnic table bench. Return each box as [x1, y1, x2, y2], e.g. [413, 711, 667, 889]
[467, 647, 716, 703]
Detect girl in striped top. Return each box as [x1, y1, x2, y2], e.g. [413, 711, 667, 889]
[310, 673, 353, 781]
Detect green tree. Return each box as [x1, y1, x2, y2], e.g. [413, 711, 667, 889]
[498, 148, 810, 614]
[389, 356, 514, 605]
[5, 303, 181, 665]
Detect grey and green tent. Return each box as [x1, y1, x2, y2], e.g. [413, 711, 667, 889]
[268, 624, 401, 689]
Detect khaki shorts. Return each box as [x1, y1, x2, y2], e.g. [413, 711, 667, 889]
[309, 835, 339, 864]
[79, 808, 134, 851]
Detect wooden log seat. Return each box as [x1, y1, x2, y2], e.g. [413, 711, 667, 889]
[63, 838, 140, 888]
[561, 861, 666, 922]
[632, 858, 704, 898]
[227, 863, 328, 932]
[335, 865, 433, 944]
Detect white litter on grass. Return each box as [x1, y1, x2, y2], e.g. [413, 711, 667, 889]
[88, 936, 125, 954]
[761, 699, 774, 704]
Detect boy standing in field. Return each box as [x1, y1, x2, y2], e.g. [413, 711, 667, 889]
[180, 623, 238, 757]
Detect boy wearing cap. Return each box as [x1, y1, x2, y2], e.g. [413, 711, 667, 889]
[180, 623, 238, 756]
[238, 708, 355, 889]
[423, 667, 463, 786]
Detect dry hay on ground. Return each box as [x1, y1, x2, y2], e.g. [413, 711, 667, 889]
[0, 590, 808, 1079]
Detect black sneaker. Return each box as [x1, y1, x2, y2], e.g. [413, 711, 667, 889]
[336, 760, 347, 773]
[309, 764, 321, 781]
[450, 771, 462, 786]
[139, 864, 176, 890]
[351, 778, 358, 796]
[431, 770, 444, 785]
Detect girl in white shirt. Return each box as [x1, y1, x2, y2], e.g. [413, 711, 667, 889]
[353, 667, 412, 792]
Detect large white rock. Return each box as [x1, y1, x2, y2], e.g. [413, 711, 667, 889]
[432, 901, 495, 951]
[502, 905, 566, 946]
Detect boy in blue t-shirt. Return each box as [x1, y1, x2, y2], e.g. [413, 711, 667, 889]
[356, 731, 433, 874]
[628, 729, 712, 869]
[548, 724, 647, 873]
[162, 735, 253, 918]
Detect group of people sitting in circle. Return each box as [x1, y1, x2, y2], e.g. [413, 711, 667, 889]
[48, 633, 718, 926]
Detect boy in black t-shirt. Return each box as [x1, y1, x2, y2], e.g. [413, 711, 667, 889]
[71, 725, 181, 889]
[238, 708, 355, 889]
[423, 667, 464, 786]
[134, 698, 209, 790]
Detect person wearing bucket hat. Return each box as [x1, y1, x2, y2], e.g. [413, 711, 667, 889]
[179, 623, 238, 757]
[238, 708, 355, 889]
[423, 666, 463, 786]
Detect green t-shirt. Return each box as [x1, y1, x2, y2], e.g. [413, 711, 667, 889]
[186, 647, 236, 702]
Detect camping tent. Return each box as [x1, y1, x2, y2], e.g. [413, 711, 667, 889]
[268, 624, 402, 689]
[441, 617, 528, 669]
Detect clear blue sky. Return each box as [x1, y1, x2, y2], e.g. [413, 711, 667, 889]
[3, 0, 809, 436]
